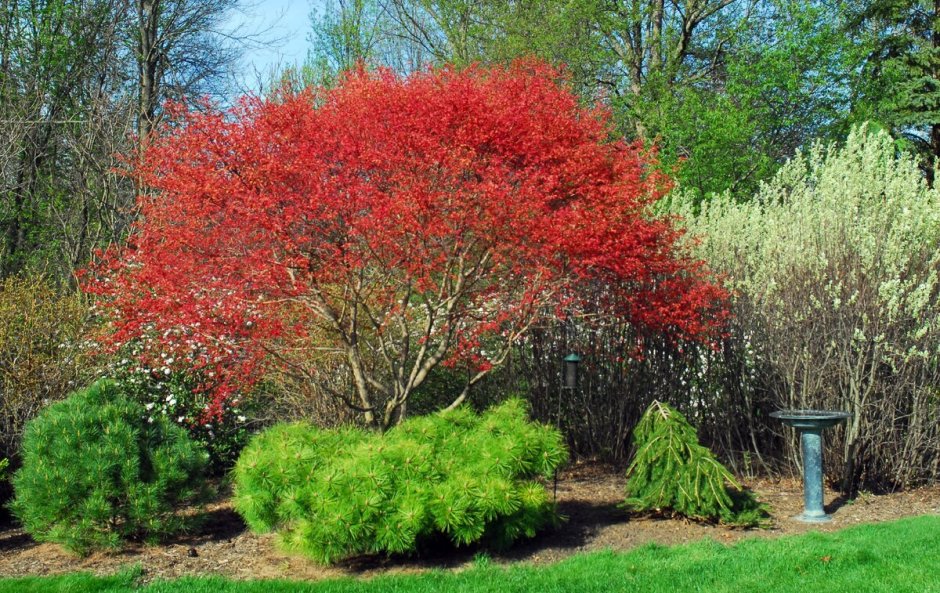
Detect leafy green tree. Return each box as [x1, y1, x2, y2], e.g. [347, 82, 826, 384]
[848, 0, 940, 178]
[304, 0, 417, 86]
[656, 0, 861, 198]
[309, 0, 385, 77]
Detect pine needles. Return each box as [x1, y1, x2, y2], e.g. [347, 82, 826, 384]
[232, 399, 568, 563]
[10, 380, 210, 554]
[623, 401, 768, 527]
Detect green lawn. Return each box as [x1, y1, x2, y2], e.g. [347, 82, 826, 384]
[2, 515, 939, 593]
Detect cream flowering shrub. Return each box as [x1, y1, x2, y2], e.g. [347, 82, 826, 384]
[109, 343, 257, 472]
[672, 125, 940, 489]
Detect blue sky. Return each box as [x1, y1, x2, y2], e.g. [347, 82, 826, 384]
[227, 0, 318, 88]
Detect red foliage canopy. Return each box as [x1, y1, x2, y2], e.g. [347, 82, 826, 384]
[85, 61, 726, 426]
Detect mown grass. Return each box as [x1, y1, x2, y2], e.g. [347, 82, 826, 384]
[2, 515, 938, 593]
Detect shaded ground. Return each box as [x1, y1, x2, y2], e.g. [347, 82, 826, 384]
[1, 462, 939, 582]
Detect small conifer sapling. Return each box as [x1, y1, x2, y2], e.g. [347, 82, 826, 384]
[623, 401, 767, 526]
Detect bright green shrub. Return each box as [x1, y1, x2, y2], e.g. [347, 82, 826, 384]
[231, 422, 369, 534]
[0, 457, 8, 481]
[671, 125, 940, 489]
[10, 380, 210, 555]
[233, 399, 567, 563]
[624, 401, 767, 526]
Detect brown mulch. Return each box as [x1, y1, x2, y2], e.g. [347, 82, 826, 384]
[1, 462, 939, 582]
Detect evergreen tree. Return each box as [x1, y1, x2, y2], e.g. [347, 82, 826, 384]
[10, 380, 210, 555]
[624, 401, 767, 526]
[849, 0, 940, 178]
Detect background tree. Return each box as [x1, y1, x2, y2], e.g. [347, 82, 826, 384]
[302, 1, 859, 200]
[135, 0, 246, 153]
[848, 0, 940, 180]
[0, 0, 132, 278]
[0, 0, 251, 281]
[642, 0, 859, 198]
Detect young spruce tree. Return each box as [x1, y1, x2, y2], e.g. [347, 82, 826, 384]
[623, 401, 767, 526]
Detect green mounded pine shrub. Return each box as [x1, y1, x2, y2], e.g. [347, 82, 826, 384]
[623, 401, 767, 526]
[233, 399, 567, 563]
[9, 380, 210, 555]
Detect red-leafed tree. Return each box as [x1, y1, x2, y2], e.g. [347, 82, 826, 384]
[85, 61, 727, 429]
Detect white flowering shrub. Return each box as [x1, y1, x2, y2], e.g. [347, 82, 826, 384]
[110, 342, 255, 472]
[672, 125, 940, 489]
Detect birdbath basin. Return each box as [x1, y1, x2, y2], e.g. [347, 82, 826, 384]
[771, 410, 851, 523]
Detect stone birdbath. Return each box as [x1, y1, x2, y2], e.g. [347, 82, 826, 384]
[770, 410, 851, 523]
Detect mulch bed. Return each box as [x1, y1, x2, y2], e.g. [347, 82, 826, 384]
[2, 461, 939, 582]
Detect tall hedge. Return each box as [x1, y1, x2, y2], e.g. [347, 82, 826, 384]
[673, 125, 940, 489]
[233, 399, 567, 563]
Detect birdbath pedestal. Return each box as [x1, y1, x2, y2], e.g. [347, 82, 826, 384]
[770, 410, 851, 523]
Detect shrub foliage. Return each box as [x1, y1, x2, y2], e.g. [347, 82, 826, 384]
[10, 380, 210, 554]
[674, 125, 940, 489]
[111, 355, 257, 472]
[233, 399, 567, 563]
[624, 401, 766, 526]
[0, 275, 88, 466]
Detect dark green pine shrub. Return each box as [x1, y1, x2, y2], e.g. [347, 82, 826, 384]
[623, 401, 767, 527]
[10, 380, 210, 554]
[233, 398, 567, 563]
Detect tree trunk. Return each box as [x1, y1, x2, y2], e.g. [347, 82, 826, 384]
[650, 0, 664, 70]
[931, 0, 940, 185]
[137, 0, 160, 154]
